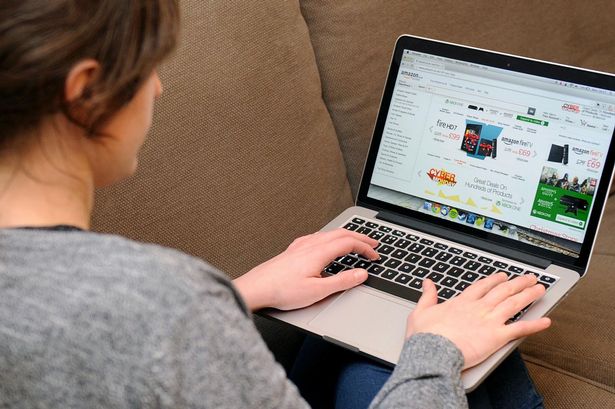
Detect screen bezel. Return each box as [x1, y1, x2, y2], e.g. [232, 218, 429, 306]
[356, 35, 615, 274]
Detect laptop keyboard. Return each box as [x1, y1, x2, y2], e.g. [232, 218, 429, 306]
[324, 216, 560, 321]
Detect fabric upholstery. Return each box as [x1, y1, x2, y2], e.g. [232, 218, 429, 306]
[300, 0, 615, 196]
[526, 360, 615, 406]
[91, 0, 353, 279]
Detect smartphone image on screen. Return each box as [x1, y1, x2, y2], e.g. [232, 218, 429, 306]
[461, 124, 482, 154]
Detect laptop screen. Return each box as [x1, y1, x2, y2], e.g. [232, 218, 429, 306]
[361, 39, 615, 267]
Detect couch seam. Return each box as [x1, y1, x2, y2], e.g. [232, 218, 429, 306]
[522, 354, 615, 394]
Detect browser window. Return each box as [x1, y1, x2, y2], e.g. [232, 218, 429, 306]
[367, 50, 615, 257]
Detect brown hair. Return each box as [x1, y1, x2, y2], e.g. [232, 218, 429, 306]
[0, 0, 179, 143]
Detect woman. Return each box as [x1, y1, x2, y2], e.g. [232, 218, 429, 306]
[0, 1, 550, 408]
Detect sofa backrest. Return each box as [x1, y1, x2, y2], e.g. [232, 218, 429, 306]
[91, 0, 353, 279]
[300, 0, 615, 196]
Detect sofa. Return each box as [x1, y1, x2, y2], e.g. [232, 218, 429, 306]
[91, 1, 615, 406]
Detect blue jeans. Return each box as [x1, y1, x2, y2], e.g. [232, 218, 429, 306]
[289, 336, 544, 409]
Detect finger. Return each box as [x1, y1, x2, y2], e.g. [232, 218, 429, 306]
[415, 279, 438, 311]
[311, 268, 369, 300]
[459, 272, 508, 300]
[481, 274, 538, 307]
[319, 236, 380, 262]
[492, 284, 546, 320]
[502, 317, 551, 341]
[291, 228, 379, 250]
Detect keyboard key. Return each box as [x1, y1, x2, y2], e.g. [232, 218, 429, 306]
[394, 273, 412, 285]
[448, 247, 463, 255]
[366, 222, 379, 229]
[478, 256, 493, 264]
[450, 256, 467, 266]
[463, 261, 481, 271]
[478, 265, 497, 275]
[378, 245, 395, 255]
[455, 281, 470, 292]
[412, 267, 429, 278]
[420, 238, 434, 245]
[343, 222, 359, 231]
[438, 288, 456, 300]
[399, 263, 415, 274]
[525, 270, 540, 278]
[384, 259, 402, 269]
[356, 227, 372, 235]
[463, 251, 478, 260]
[493, 261, 508, 269]
[508, 265, 524, 273]
[392, 229, 406, 237]
[418, 258, 436, 268]
[432, 262, 450, 273]
[448, 267, 464, 277]
[381, 235, 397, 245]
[355, 260, 371, 270]
[324, 262, 345, 274]
[434, 243, 448, 250]
[352, 217, 365, 224]
[382, 269, 399, 280]
[373, 255, 388, 264]
[435, 251, 453, 262]
[409, 278, 423, 289]
[441, 277, 459, 288]
[362, 275, 424, 303]
[405, 253, 422, 264]
[538, 282, 550, 290]
[461, 272, 480, 282]
[339, 255, 358, 266]
[368, 265, 384, 275]
[391, 249, 409, 260]
[408, 243, 425, 253]
[406, 234, 420, 241]
[421, 248, 438, 258]
[394, 239, 411, 249]
[368, 231, 385, 240]
[540, 275, 556, 284]
[427, 272, 444, 283]
[379, 225, 392, 232]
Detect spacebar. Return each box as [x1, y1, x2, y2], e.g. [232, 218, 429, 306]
[363, 275, 422, 303]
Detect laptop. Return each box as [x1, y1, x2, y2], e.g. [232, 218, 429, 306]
[266, 35, 615, 391]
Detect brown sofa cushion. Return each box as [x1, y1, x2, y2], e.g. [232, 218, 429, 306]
[300, 0, 615, 195]
[526, 360, 615, 406]
[91, 0, 353, 279]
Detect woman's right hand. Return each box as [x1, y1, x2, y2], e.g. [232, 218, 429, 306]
[406, 272, 551, 370]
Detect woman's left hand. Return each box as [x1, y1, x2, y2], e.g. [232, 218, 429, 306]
[232, 229, 379, 311]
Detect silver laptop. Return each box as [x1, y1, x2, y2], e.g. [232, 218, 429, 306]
[266, 35, 615, 391]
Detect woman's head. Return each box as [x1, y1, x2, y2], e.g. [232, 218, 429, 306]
[0, 0, 179, 184]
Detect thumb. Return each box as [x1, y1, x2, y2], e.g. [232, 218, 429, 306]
[318, 268, 368, 297]
[415, 279, 438, 311]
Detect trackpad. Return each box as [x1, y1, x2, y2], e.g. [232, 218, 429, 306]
[308, 288, 412, 360]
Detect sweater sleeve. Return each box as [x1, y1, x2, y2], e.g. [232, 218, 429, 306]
[369, 333, 468, 409]
[152, 280, 310, 409]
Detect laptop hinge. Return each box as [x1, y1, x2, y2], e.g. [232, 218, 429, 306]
[376, 210, 551, 270]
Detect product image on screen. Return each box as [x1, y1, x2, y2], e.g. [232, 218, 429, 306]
[547, 144, 569, 165]
[532, 166, 597, 230]
[560, 195, 589, 215]
[461, 124, 482, 154]
[477, 139, 494, 157]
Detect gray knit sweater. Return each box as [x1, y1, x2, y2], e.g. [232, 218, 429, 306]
[0, 228, 467, 408]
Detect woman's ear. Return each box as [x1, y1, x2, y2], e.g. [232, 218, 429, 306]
[64, 59, 100, 103]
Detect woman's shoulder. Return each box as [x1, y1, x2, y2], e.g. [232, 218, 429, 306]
[1, 228, 239, 309]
